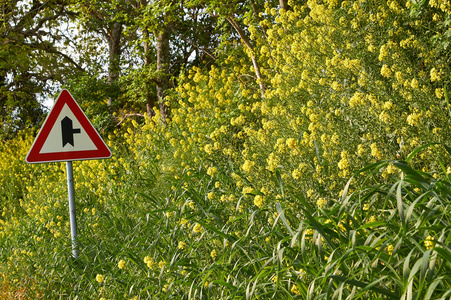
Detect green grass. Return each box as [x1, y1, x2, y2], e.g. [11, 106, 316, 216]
[2, 140, 451, 299]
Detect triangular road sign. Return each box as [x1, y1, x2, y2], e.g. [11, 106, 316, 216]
[26, 90, 112, 163]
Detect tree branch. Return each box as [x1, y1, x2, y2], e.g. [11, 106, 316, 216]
[24, 41, 85, 71]
[170, 27, 216, 61]
[225, 15, 266, 95]
[21, 4, 66, 37]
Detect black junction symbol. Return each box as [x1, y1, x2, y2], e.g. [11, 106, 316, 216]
[61, 116, 81, 147]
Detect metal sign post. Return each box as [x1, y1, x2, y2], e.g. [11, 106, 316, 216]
[66, 161, 78, 258]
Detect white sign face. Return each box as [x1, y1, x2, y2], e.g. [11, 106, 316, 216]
[39, 104, 98, 154]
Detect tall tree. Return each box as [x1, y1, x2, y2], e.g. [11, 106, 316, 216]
[0, 0, 83, 138]
[155, 4, 173, 121]
[135, 0, 174, 120]
[123, 0, 220, 120]
[75, 0, 130, 106]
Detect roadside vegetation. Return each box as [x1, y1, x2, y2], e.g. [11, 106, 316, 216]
[2, 0, 451, 299]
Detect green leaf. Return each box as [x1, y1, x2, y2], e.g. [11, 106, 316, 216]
[443, 144, 451, 157]
[355, 160, 390, 178]
[393, 161, 430, 189]
[212, 279, 237, 290]
[340, 176, 353, 208]
[276, 202, 293, 236]
[403, 250, 413, 284]
[396, 181, 405, 226]
[292, 196, 337, 252]
[424, 276, 445, 300]
[432, 247, 451, 265]
[406, 143, 438, 163]
[444, 85, 451, 120]
[275, 168, 285, 198]
[328, 275, 397, 298]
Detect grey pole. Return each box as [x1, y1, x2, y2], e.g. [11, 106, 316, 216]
[66, 161, 78, 258]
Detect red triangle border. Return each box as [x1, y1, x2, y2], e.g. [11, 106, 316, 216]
[25, 90, 112, 163]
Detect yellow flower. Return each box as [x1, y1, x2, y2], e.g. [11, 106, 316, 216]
[406, 112, 421, 126]
[291, 284, 300, 295]
[193, 223, 203, 233]
[178, 241, 186, 250]
[266, 152, 280, 172]
[241, 160, 255, 173]
[367, 215, 377, 223]
[206, 166, 217, 177]
[96, 274, 105, 283]
[337, 157, 349, 170]
[254, 195, 264, 208]
[210, 249, 218, 260]
[144, 256, 155, 269]
[331, 81, 342, 91]
[430, 68, 441, 82]
[357, 144, 365, 156]
[286, 137, 297, 149]
[380, 64, 392, 77]
[204, 144, 213, 155]
[292, 168, 301, 179]
[299, 268, 306, 277]
[382, 101, 393, 110]
[242, 186, 253, 194]
[338, 150, 350, 170]
[316, 197, 327, 208]
[158, 260, 166, 269]
[387, 244, 394, 255]
[118, 259, 126, 269]
[425, 236, 435, 250]
[370, 143, 382, 159]
[349, 92, 365, 107]
[379, 111, 390, 123]
[435, 88, 444, 99]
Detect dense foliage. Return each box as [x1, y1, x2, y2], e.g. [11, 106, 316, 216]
[2, 0, 451, 299]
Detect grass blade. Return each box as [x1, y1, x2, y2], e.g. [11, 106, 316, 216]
[328, 275, 397, 298]
[405, 143, 438, 163]
[276, 202, 293, 236]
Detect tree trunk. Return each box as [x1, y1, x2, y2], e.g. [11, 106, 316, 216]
[279, 0, 288, 10]
[105, 22, 123, 106]
[156, 18, 171, 121]
[143, 27, 157, 118]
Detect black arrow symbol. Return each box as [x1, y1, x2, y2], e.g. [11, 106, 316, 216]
[61, 116, 81, 147]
